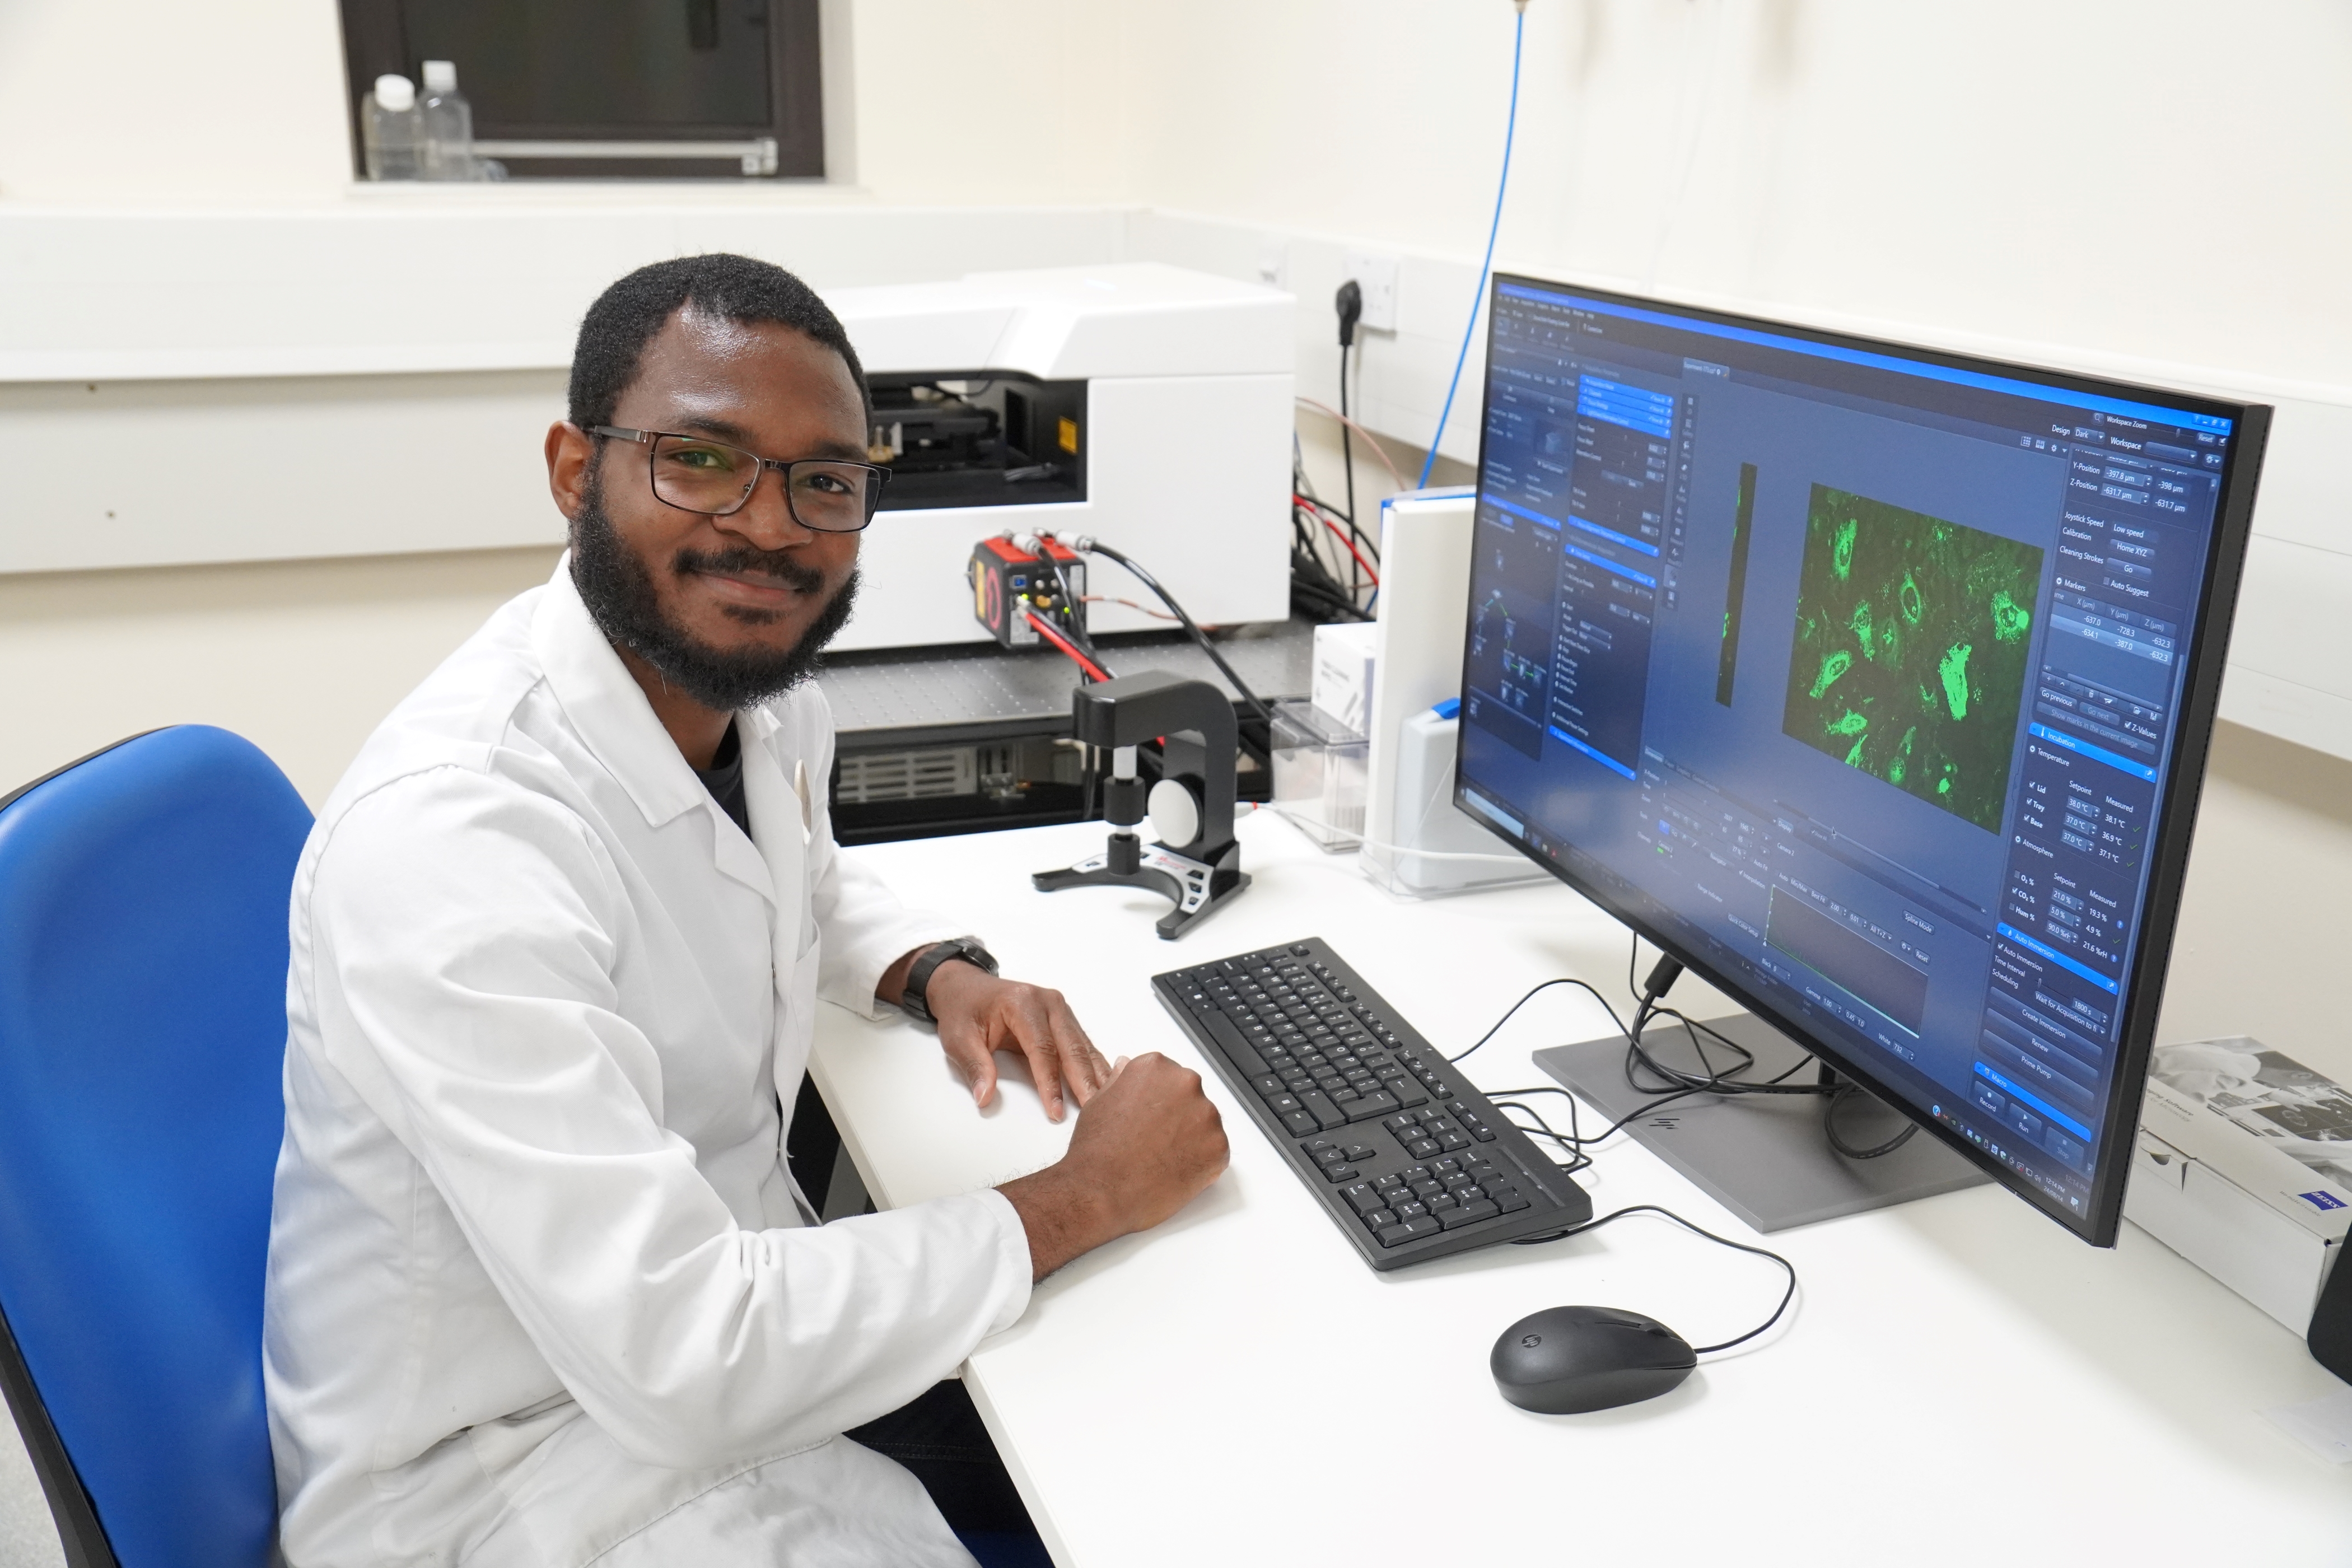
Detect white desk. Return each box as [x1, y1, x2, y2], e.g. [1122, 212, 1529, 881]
[811, 812, 2352, 1566]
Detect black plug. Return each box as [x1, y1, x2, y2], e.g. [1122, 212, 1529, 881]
[1335, 279, 1362, 348]
[1640, 953, 1684, 1003]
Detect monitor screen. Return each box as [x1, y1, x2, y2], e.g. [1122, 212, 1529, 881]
[1453, 274, 2268, 1244]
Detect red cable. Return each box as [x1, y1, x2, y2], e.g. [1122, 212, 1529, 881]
[1294, 493, 1380, 585]
[1024, 605, 1112, 682]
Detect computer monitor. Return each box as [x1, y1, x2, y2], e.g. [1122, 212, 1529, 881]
[1453, 274, 2270, 1245]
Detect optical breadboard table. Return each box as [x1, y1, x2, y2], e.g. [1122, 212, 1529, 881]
[818, 621, 1315, 751]
[808, 812, 2352, 1567]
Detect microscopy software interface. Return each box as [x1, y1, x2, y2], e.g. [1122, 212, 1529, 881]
[1456, 278, 2237, 1218]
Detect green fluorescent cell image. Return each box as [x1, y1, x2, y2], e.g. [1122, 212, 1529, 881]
[1782, 485, 2043, 832]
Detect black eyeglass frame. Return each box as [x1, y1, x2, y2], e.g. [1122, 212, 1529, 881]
[591, 425, 892, 532]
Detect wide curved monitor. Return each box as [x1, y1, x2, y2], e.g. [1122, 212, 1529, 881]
[1452, 274, 2269, 1244]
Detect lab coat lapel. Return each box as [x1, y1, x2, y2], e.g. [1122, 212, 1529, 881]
[738, 713, 807, 978]
[531, 561, 776, 903]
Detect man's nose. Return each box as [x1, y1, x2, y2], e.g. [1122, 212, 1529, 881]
[722, 463, 816, 548]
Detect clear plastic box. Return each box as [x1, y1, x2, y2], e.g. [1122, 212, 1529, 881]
[1270, 699, 1368, 852]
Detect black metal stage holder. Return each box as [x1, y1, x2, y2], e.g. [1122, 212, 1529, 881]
[1033, 671, 1249, 939]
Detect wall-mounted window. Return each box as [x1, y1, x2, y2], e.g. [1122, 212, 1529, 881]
[338, 0, 824, 179]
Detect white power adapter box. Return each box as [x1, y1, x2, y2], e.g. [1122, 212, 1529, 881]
[1310, 620, 1379, 737]
[2126, 1037, 2352, 1332]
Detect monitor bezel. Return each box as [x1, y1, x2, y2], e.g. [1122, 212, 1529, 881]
[1452, 270, 2272, 1246]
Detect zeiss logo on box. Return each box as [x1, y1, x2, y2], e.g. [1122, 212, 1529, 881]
[2298, 1191, 2348, 1212]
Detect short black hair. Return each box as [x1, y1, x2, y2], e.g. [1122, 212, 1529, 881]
[566, 253, 869, 431]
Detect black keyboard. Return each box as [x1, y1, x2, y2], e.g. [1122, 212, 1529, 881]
[1153, 937, 1592, 1270]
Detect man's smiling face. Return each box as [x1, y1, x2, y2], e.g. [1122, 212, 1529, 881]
[554, 306, 870, 710]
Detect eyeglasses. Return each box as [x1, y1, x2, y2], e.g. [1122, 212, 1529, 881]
[592, 426, 891, 533]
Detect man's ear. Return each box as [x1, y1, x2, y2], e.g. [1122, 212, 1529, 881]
[546, 421, 595, 521]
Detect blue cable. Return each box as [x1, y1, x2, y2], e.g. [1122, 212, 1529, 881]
[1417, 6, 1527, 488]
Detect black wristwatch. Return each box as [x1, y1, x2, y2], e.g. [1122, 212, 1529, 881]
[899, 936, 999, 1025]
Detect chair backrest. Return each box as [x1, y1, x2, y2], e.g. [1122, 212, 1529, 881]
[0, 727, 312, 1568]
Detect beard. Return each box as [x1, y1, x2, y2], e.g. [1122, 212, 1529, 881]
[569, 470, 860, 712]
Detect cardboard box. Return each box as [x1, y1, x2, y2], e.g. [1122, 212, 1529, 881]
[2126, 1037, 2352, 1332]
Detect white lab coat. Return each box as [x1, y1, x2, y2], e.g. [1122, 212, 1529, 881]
[264, 563, 1032, 1567]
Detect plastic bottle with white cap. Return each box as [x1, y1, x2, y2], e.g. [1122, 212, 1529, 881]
[361, 73, 422, 181]
[418, 60, 478, 181]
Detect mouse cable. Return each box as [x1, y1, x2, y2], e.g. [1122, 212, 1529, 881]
[1484, 1095, 1594, 1179]
[1617, 939, 1916, 1158]
[1626, 1001, 1826, 1098]
[1823, 1081, 1919, 1159]
[1448, 976, 1629, 1065]
[1621, 935, 1828, 1100]
[1621, 939, 1768, 1091]
[1487, 1081, 1717, 1167]
[1509, 1204, 1799, 1355]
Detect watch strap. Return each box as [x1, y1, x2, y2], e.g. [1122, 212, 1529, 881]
[901, 936, 998, 1024]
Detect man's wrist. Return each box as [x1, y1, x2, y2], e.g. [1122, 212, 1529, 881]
[998, 1161, 1115, 1282]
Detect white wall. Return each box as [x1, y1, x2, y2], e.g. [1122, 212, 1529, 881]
[1126, 0, 2352, 394]
[0, 0, 1138, 206]
[0, 547, 561, 807]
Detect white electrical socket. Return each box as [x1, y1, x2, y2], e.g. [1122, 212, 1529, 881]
[1342, 250, 1400, 333]
[1258, 237, 1291, 292]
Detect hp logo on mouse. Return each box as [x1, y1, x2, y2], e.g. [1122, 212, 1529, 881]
[1520, 1333, 1542, 1348]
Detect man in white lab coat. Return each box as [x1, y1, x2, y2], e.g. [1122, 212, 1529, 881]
[264, 254, 1229, 1567]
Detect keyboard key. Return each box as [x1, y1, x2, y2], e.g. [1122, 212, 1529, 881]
[1281, 1110, 1318, 1137]
[1440, 1132, 1472, 1152]
[1270, 1094, 1305, 1118]
[1346, 1090, 1400, 1122]
[1493, 1188, 1530, 1213]
[1379, 1217, 1441, 1247]
[1198, 1010, 1270, 1075]
[1383, 1114, 1419, 1135]
[1469, 1127, 1497, 1142]
[1324, 1165, 1358, 1183]
[1365, 1208, 1398, 1231]
[1393, 1201, 1429, 1221]
[1300, 1093, 1348, 1132]
[1372, 1173, 1405, 1191]
[1439, 1200, 1500, 1230]
[1251, 1074, 1283, 1098]
[1427, 1193, 1457, 1213]
[1343, 1143, 1376, 1163]
[1406, 1137, 1443, 1160]
[1342, 1183, 1384, 1214]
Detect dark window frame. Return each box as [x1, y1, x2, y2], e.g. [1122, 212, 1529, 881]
[336, 0, 825, 180]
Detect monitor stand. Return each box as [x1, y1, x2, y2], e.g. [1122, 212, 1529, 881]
[1532, 1014, 1989, 1234]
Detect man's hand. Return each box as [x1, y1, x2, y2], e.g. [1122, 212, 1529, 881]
[998, 1053, 1229, 1281]
[922, 961, 1111, 1123]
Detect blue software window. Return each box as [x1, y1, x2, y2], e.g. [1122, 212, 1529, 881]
[1454, 276, 2256, 1230]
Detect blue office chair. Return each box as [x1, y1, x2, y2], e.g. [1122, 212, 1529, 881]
[0, 727, 312, 1568]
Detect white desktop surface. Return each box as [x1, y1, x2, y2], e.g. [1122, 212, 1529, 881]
[811, 813, 2352, 1566]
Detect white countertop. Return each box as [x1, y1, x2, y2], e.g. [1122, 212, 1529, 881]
[813, 810, 2352, 1566]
